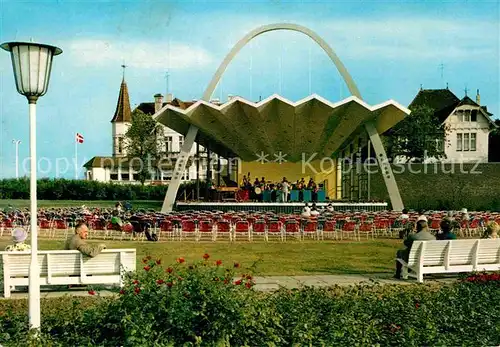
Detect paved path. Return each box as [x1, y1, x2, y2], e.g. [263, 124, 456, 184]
[1, 273, 457, 299]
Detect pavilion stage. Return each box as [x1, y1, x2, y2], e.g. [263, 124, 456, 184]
[174, 202, 388, 214]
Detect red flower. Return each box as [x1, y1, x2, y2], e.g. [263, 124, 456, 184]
[166, 282, 173, 288]
[245, 275, 253, 280]
[134, 287, 141, 295]
[245, 282, 252, 289]
[234, 262, 240, 268]
[177, 257, 185, 264]
[203, 253, 210, 260]
[88, 290, 96, 296]
[215, 260, 222, 266]
[119, 289, 125, 295]
[144, 265, 151, 271]
[166, 267, 174, 273]
[415, 303, 420, 309]
[132, 280, 139, 285]
[156, 259, 161, 265]
[146, 255, 152, 260]
[223, 279, 229, 284]
[234, 280, 242, 285]
[142, 257, 148, 264]
[213, 277, 220, 282]
[156, 279, 165, 285]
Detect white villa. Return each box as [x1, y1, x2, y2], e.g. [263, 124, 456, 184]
[390, 87, 497, 163]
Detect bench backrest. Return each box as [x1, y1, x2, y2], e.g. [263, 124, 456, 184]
[0, 249, 136, 277]
[408, 239, 500, 268]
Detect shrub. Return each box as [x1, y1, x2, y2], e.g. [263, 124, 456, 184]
[0, 263, 499, 346]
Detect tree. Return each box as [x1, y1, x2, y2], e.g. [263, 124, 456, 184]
[488, 119, 500, 162]
[124, 109, 164, 184]
[384, 105, 449, 162]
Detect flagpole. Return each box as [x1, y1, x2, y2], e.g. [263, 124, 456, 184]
[75, 133, 78, 179]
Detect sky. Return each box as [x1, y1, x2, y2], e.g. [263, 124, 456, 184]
[0, 0, 499, 179]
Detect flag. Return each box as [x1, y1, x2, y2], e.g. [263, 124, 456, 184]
[76, 133, 84, 144]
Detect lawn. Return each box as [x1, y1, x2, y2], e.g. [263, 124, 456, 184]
[0, 199, 162, 210]
[0, 238, 401, 276]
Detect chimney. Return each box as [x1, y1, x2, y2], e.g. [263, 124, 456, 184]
[476, 89, 480, 105]
[166, 93, 173, 103]
[154, 93, 163, 113]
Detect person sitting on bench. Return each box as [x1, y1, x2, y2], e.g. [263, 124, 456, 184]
[394, 220, 435, 279]
[65, 222, 106, 258]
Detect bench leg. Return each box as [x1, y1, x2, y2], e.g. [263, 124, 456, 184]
[4, 282, 11, 298]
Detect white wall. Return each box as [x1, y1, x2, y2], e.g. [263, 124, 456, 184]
[443, 105, 491, 163]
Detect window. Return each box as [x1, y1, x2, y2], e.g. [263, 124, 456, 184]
[121, 173, 130, 181]
[470, 133, 477, 151]
[110, 173, 118, 180]
[456, 110, 463, 122]
[457, 133, 463, 151]
[436, 138, 444, 152]
[179, 136, 184, 149]
[463, 134, 470, 151]
[471, 110, 478, 122]
[464, 110, 471, 122]
[165, 136, 173, 152]
[118, 137, 123, 154]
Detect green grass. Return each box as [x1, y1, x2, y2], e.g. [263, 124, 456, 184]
[0, 238, 401, 276]
[0, 199, 162, 210]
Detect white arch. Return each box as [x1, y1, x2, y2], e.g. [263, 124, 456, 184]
[161, 23, 404, 212]
[202, 23, 361, 101]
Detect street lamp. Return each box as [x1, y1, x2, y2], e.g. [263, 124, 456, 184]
[12, 139, 21, 179]
[1, 41, 62, 330]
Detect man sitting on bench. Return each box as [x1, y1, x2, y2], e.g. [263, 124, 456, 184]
[65, 222, 106, 258]
[395, 220, 435, 279]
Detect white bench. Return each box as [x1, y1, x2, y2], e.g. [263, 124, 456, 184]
[0, 248, 136, 298]
[397, 239, 500, 282]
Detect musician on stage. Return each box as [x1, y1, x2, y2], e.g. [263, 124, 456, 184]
[281, 177, 290, 203]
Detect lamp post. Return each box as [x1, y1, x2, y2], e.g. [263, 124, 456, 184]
[12, 139, 21, 179]
[1, 41, 62, 330]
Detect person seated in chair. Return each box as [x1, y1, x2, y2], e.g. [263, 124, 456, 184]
[394, 220, 435, 279]
[436, 219, 457, 240]
[65, 222, 106, 258]
[5, 228, 30, 251]
[482, 221, 499, 239]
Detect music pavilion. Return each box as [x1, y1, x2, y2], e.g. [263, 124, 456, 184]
[153, 23, 410, 213]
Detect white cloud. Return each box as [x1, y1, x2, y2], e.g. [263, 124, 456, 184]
[66, 39, 213, 69]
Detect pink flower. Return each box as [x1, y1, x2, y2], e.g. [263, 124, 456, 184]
[234, 280, 242, 285]
[144, 265, 151, 271]
[177, 257, 185, 264]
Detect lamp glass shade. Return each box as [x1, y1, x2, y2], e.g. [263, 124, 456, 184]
[1, 42, 62, 98]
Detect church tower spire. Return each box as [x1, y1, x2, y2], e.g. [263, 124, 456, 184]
[111, 66, 132, 157]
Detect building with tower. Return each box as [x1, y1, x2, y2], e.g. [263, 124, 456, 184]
[84, 76, 213, 184]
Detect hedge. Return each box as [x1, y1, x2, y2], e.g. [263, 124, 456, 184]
[1, 255, 499, 346]
[370, 163, 500, 211]
[0, 178, 209, 201]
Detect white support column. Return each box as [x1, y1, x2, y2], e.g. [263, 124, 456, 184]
[364, 121, 404, 211]
[162, 126, 198, 212]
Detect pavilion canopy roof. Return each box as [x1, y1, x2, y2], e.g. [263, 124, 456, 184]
[154, 94, 410, 162]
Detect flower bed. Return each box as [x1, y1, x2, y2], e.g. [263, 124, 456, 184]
[1, 256, 499, 346]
